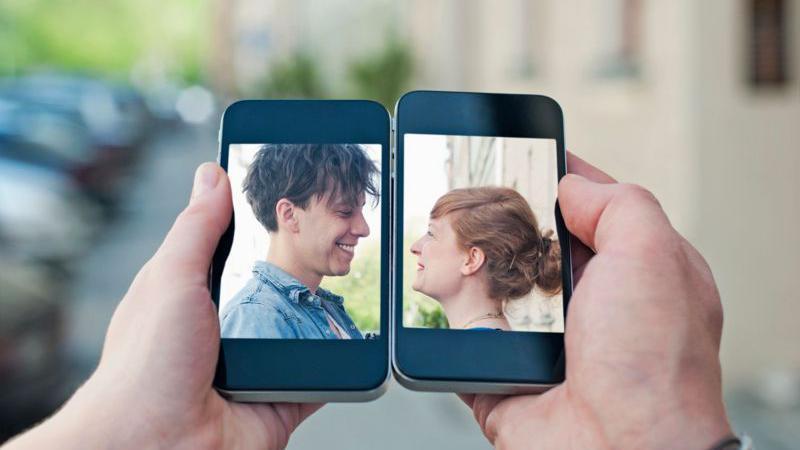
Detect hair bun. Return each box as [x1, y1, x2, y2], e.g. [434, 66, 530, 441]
[541, 237, 551, 253]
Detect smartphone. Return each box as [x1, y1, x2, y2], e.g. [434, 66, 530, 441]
[392, 91, 572, 394]
[212, 92, 572, 401]
[212, 100, 391, 402]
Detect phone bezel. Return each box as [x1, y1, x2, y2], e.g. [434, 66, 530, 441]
[392, 91, 572, 387]
[212, 100, 391, 395]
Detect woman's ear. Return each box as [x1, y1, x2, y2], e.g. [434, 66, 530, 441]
[461, 247, 486, 276]
[275, 198, 300, 233]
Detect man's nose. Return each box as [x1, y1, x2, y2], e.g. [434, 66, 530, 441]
[351, 212, 370, 237]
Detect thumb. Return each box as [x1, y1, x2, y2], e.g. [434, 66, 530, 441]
[153, 162, 232, 285]
[558, 173, 672, 254]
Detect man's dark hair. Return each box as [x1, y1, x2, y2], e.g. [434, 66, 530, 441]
[243, 143, 380, 232]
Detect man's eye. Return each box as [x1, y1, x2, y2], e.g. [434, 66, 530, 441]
[339, 210, 353, 217]
[426, 230, 434, 238]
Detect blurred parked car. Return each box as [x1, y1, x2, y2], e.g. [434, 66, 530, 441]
[0, 252, 70, 443]
[0, 157, 100, 264]
[0, 73, 152, 150]
[0, 74, 153, 204]
[0, 96, 129, 210]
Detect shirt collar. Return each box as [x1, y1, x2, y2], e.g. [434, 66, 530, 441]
[252, 261, 344, 306]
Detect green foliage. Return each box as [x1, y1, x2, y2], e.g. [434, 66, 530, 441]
[348, 36, 413, 110]
[0, 0, 206, 81]
[416, 303, 449, 329]
[256, 51, 327, 99]
[320, 240, 381, 333]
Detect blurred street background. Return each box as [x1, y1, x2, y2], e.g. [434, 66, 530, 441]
[1, 0, 798, 448]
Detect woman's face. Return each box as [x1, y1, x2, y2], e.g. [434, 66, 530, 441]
[409, 215, 466, 301]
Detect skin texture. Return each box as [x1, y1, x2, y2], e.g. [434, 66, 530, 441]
[268, 193, 370, 293]
[410, 216, 510, 330]
[4, 163, 320, 450]
[410, 217, 468, 299]
[459, 153, 732, 450]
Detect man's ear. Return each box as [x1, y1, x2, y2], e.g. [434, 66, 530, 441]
[461, 247, 486, 276]
[275, 198, 300, 233]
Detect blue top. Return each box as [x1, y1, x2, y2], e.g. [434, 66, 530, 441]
[219, 261, 363, 339]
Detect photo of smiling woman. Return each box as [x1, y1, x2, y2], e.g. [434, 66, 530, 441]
[219, 143, 382, 339]
[403, 134, 564, 332]
[409, 187, 561, 330]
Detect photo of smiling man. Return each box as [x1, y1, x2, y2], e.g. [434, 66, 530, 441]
[219, 143, 381, 339]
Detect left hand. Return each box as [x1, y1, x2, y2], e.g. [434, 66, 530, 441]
[5, 163, 320, 450]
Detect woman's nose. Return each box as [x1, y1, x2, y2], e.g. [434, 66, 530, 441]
[410, 236, 423, 255]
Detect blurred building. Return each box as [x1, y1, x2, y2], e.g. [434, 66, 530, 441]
[406, 0, 800, 392]
[210, 0, 406, 96]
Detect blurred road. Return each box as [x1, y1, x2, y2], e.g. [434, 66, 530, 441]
[62, 123, 490, 450]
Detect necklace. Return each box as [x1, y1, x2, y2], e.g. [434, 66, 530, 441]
[463, 311, 504, 329]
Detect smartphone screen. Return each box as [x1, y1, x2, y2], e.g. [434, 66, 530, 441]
[402, 134, 563, 333]
[219, 143, 383, 340]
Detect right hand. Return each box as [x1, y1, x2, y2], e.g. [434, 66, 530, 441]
[461, 153, 732, 449]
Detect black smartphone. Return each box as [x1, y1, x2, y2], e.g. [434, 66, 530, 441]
[392, 91, 572, 393]
[212, 100, 391, 402]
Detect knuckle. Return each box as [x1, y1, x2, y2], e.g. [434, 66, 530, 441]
[705, 288, 724, 331]
[617, 183, 661, 207]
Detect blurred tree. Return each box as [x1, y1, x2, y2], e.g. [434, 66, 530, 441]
[320, 240, 381, 332]
[417, 305, 449, 329]
[348, 36, 413, 110]
[0, 0, 205, 82]
[256, 51, 327, 99]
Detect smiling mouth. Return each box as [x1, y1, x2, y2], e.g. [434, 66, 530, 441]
[336, 243, 355, 254]
[416, 263, 424, 271]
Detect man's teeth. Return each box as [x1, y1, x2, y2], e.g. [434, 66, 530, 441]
[336, 243, 354, 252]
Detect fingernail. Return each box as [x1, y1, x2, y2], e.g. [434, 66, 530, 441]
[192, 163, 219, 200]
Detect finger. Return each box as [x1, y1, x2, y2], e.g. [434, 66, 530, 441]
[566, 151, 616, 183]
[154, 163, 232, 285]
[246, 402, 324, 449]
[558, 174, 672, 253]
[468, 394, 509, 442]
[563, 152, 613, 281]
[296, 402, 324, 421]
[457, 393, 475, 408]
[570, 237, 594, 284]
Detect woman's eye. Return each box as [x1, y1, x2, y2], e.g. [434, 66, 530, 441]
[426, 230, 434, 237]
[338, 210, 353, 217]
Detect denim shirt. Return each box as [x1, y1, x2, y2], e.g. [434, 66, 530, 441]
[219, 261, 364, 339]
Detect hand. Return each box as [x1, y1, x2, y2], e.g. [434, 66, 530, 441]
[5, 163, 320, 450]
[460, 153, 732, 450]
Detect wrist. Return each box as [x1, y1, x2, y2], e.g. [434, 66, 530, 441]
[2, 385, 123, 450]
[628, 387, 732, 450]
[4, 376, 168, 450]
[578, 377, 732, 450]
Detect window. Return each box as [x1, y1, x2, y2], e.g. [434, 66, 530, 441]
[748, 0, 789, 86]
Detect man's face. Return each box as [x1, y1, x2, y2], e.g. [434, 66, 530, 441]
[293, 192, 371, 279]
